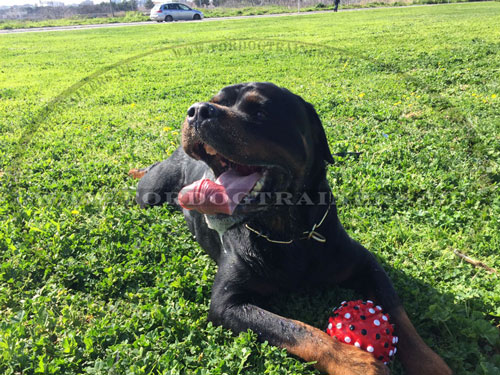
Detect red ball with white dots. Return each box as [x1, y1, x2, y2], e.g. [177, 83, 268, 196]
[326, 300, 398, 364]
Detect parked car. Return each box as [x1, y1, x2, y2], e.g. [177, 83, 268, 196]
[150, 3, 204, 22]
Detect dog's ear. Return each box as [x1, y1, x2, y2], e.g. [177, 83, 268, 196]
[303, 101, 335, 164]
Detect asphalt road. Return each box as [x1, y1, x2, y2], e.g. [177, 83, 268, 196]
[0, 9, 341, 34]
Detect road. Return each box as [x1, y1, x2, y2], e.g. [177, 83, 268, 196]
[0, 5, 439, 35]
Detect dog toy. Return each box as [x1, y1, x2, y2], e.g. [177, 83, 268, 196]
[326, 300, 398, 364]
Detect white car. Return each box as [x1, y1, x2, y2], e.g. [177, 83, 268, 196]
[150, 3, 204, 22]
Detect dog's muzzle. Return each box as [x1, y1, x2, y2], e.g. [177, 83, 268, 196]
[187, 102, 218, 129]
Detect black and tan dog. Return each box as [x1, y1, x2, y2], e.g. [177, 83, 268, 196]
[129, 82, 451, 375]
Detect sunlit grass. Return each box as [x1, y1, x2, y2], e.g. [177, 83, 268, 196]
[0, 3, 499, 374]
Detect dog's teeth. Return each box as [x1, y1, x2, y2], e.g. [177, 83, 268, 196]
[204, 144, 217, 156]
[249, 190, 259, 198]
[253, 181, 264, 191]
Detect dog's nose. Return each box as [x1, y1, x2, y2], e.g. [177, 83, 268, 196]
[187, 102, 217, 126]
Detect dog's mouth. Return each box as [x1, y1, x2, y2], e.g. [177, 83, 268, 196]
[179, 142, 276, 216]
[194, 142, 263, 178]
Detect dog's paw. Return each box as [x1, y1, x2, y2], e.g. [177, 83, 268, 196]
[323, 340, 390, 375]
[128, 168, 146, 179]
[404, 353, 452, 375]
[344, 348, 390, 375]
[406, 364, 451, 375]
[401, 343, 452, 375]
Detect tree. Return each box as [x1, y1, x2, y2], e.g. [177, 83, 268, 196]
[144, 0, 154, 9]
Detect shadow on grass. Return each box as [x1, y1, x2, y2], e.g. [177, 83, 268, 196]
[266, 257, 499, 375]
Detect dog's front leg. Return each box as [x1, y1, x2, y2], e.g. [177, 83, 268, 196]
[208, 265, 388, 375]
[343, 247, 452, 375]
[388, 305, 452, 375]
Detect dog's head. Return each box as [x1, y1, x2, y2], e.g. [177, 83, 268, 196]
[180, 82, 333, 216]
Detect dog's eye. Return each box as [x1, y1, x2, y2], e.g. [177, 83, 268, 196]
[255, 111, 266, 120]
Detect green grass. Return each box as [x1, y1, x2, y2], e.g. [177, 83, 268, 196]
[0, 2, 499, 374]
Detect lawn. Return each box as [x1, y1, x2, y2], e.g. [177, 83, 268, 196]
[0, 2, 499, 374]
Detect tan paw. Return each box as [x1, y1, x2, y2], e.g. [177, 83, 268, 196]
[128, 168, 146, 179]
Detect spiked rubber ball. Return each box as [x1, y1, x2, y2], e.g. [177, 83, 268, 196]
[326, 300, 398, 364]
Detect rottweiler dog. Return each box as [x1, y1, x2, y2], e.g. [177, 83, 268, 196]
[129, 82, 451, 375]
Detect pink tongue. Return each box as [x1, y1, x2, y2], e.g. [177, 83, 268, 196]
[178, 169, 262, 215]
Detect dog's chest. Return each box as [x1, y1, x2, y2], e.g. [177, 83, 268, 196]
[204, 214, 242, 240]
